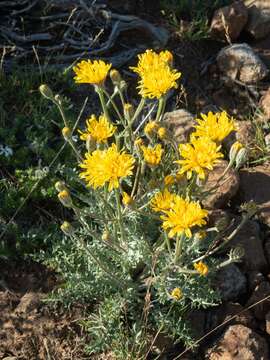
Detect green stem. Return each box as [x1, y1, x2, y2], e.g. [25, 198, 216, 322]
[67, 139, 83, 162]
[97, 87, 111, 122]
[55, 102, 68, 127]
[174, 233, 184, 263]
[115, 189, 126, 245]
[130, 98, 145, 125]
[103, 88, 124, 122]
[155, 96, 166, 122]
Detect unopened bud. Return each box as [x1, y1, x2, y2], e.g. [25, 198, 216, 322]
[60, 221, 74, 236]
[39, 84, 54, 100]
[144, 121, 158, 137]
[124, 103, 134, 120]
[229, 141, 243, 163]
[58, 190, 73, 208]
[135, 137, 144, 147]
[102, 230, 110, 241]
[55, 181, 68, 192]
[157, 127, 167, 140]
[164, 174, 175, 186]
[122, 192, 134, 207]
[54, 94, 62, 105]
[86, 134, 95, 152]
[110, 69, 122, 85]
[235, 147, 248, 170]
[62, 127, 72, 141]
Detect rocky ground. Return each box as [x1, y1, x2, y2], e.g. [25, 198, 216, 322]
[2, 0, 270, 359]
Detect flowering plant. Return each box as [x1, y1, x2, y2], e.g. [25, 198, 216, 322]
[40, 50, 251, 358]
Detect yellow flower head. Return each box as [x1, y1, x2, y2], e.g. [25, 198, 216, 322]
[73, 60, 112, 85]
[122, 192, 134, 206]
[151, 188, 176, 213]
[164, 174, 175, 186]
[161, 196, 208, 238]
[193, 111, 236, 143]
[58, 190, 73, 208]
[137, 66, 181, 99]
[131, 49, 174, 75]
[79, 144, 135, 191]
[157, 127, 167, 140]
[141, 144, 163, 166]
[194, 261, 209, 276]
[134, 137, 144, 147]
[62, 127, 72, 140]
[78, 115, 116, 143]
[171, 287, 182, 301]
[144, 121, 158, 136]
[176, 137, 223, 180]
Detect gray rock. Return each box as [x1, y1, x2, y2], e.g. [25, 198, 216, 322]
[202, 160, 240, 209]
[210, 1, 248, 41]
[239, 164, 270, 226]
[244, 0, 270, 39]
[217, 43, 268, 83]
[215, 264, 247, 301]
[206, 324, 269, 359]
[163, 109, 195, 143]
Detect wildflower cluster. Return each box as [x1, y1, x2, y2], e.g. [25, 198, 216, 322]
[40, 49, 250, 358]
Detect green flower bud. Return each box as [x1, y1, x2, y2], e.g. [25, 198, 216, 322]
[58, 190, 73, 208]
[60, 221, 74, 236]
[62, 127, 72, 141]
[235, 147, 248, 170]
[55, 181, 67, 192]
[39, 84, 54, 100]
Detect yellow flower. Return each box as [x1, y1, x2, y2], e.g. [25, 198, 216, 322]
[161, 196, 208, 238]
[78, 115, 116, 143]
[193, 111, 236, 143]
[79, 144, 135, 191]
[62, 127, 72, 140]
[171, 287, 182, 300]
[141, 144, 163, 166]
[151, 188, 176, 213]
[157, 127, 167, 140]
[130, 49, 173, 75]
[137, 66, 181, 99]
[176, 137, 223, 180]
[194, 261, 209, 276]
[60, 221, 74, 236]
[58, 190, 73, 208]
[144, 121, 158, 135]
[134, 137, 144, 147]
[122, 192, 134, 206]
[164, 174, 175, 186]
[130, 49, 181, 99]
[73, 59, 112, 85]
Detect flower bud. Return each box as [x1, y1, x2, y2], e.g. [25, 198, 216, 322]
[54, 94, 62, 105]
[39, 84, 54, 100]
[124, 103, 134, 120]
[55, 181, 68, 192]
[164, 174, 175, 186]
[235, 147, 248, 170]
[157, 127, 167, 140]
[144, 121, 158, 137]
[229, 141, 243, 163]
[86, 134, 95, 152]
[102, 230, 110, 241]
[122, 192, 134, 207]
[170, 287, 182, 301]
[58, 190, 73, 208]
[62, 127, 72, 141]
[135, 137, 144, 147]
[110, 69, 122, 84]
[60, 221, 74, 236]
[194, 230, 207, 241]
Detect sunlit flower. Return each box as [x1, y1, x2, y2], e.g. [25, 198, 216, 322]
[170, 287, 182, 300]
[144, 121, 158, 136]
[78, 115, 116, 143]
[194, 261, 209, 276]
[164, 174, 175, 186]
[157, 127, 167, 139]
[176, 137, 223, 180]
[161, 196, 208, 238]
[137, 66, 181, 99]
[130, 49, 173, 75]
[193, 111, 236, 143]
[141, 144, 163, 166]
[122, 192, 134, 206]
[73, 59, 112, 85]
[79, 144, 135, 191]
[151, 188, 176, 213]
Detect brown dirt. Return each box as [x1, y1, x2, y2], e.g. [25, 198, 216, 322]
[0, 260, 89, 360]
